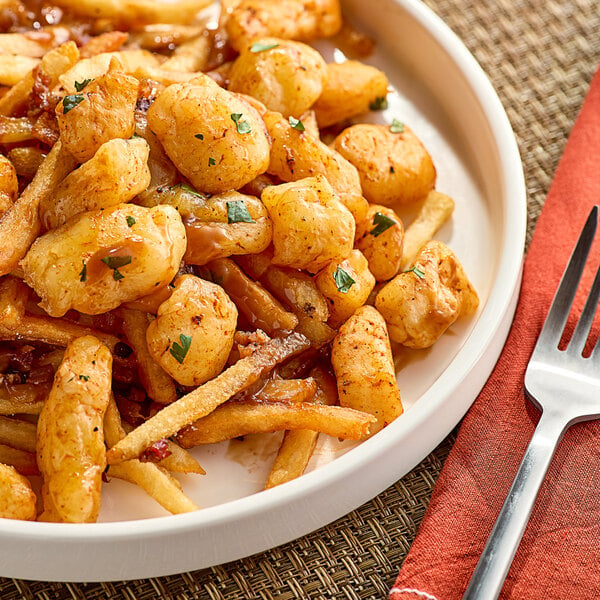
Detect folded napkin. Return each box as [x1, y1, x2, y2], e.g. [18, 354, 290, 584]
[390, 65, 600, 600]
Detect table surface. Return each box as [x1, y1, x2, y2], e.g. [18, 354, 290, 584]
[3, 1, 600, 598]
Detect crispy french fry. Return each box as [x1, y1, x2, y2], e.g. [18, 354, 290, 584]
[265, 365, 337, 489]
[161, 32, 211, 72]
[0, 29, 70, 58]
[79, 31, 129, 58]
[177, 400, 375, 447]
[0, 443, 38, 476]
[400, 190, 455, 269]
[0, 116, 34, 144]
[52, 0, 212, 25]
[104, 397, 199, 513]
[252, 378, 317, 403]
[121, 308, 177, 405]
[0, 55, 39, 86]
[0, 415, 37, 453]
[130, 24, 204, 52]
[0, 463, 37, 520]
[0, 141, 77, 277]
[0, 279, 120, 350]
[7, 146, 45, 179]
[107, 332, 310, 464]
[0, 73, 33, 116]
[206, 258, 298, 335]
[158, 441, 205, 475]
[260, 266, 335, 347]
[0, 383, 48, 415]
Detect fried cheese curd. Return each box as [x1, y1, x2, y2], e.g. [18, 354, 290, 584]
[0, 0, 479, 520]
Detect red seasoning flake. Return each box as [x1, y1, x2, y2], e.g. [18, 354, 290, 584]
[139, 439, 172, 463]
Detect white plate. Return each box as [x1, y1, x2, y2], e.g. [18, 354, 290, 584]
[0, 0, 526, 581]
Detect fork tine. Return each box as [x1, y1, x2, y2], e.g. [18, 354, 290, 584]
[567, 260, 600, 355]
[536, 206, 598, 350]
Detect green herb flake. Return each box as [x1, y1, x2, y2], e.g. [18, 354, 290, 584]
[369, 96, 388, 111]
[390, 118, 405, 134]
[170, 333, 192, 364]
[288, 116, 305, 132]
[194, 133, 204, 140]
[62, 94, 85, 114]
[333, 267, 355, 294]
[227, 199, 255, 224]
[78, 374, 90, 382]
[404, 266, 425, 279]
[250, 42, 279, 53]
[79, 260, 87, 283]
[74, 78, 93, 92]
[370, 211, 397, 237]
[208, 157, 216, 167]
[126, 216, 136, 227]
[101, 255, 132, 270]
[231, 113, 251, 134]
[175, 182, 203, 197]
[101, 255, 132, 281]
[130, 132, 142, 139]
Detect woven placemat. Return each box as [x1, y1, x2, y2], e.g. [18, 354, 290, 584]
[3, 1, 600, 598]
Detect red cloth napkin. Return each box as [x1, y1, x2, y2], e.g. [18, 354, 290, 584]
[390, 65, 600, 600]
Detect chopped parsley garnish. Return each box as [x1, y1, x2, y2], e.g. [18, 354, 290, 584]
[250, 42, 279, 53]
[390, 165, 395, 174]
[369, 96, 388, 111]
[288, 116, 305, 131]
[370, 212, 396, 237]
[74, 78, 93, 92]
[174, 182, 203, 197]
[101, 255, 132, 281]
[390, 118, 405, 133]
[226, 199, 255, 224]
[126, 216, 136, 227]
[170, 334, 192, 364]
[194, 133, 204, 140]
[404, 266, 425, 279]
[79, 260, 87, 282]
[78, 374, 90, 382]
[208, 157, 216, 167]
[62, 94, 85, 114]
[231, 113, 251, 134]
[333, 267, 355, 293]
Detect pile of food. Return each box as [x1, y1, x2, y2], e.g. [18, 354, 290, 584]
[0, 0, 479, 522]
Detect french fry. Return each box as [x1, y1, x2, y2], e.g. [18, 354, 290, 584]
[265, 365, 337, 489]
[0, 383, 48, 415]
[107, 332, 310, 464]
[0, 73, 34, 116]
[0, 141, 77, 277]
[79, 31, 129, 58]
[400, 190, 455, 269]
[52, 0, 212, 25]
[158, 441, 205, 475]
[206, 258, 298, 335]
[120, 308, 177, 405]
[0, 443, 39, 476]
[161, 33, 211, 72]
[104, 396, 200, 514]
[130, 24, 204, 52]
[331, 18, 376, 59]
[0, 279, 120, 350]
[122, 285, 173, 314]
[7, 147, 46, 179]
[260, 266, 335, 347]
[0, 55, 39, 86]
[0, 415, 37, 453]
[0, 116, 34, 144]
[0, 29, 70, 58]
[177, 400, 375, 447]
[252, 378, 317, 403]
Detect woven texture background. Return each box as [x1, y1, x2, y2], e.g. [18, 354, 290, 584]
[3, 0, 600, 597]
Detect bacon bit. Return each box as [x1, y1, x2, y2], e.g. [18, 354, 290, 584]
[140, 439, 172, 463]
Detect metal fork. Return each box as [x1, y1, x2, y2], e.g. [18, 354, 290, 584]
[463, 205, 600, 600]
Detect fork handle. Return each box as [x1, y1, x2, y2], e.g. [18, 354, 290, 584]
[462, 410, 568, 600]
